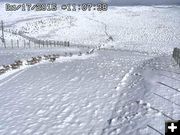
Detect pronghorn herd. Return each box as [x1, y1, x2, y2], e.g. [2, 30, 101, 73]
[0, 49, 95, 76]
[0, 60, 22, 74]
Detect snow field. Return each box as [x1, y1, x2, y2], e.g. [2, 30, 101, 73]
[5, 6, 179, 54]
[0, 50, 152, 135]
[0, 2, 180, 135]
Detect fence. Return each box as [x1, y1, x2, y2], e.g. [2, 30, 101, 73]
[173, 47, 180, 67]
[0, 27, 70, 49]
[0, 38, 70, 49]
[1, 28, 95, 50]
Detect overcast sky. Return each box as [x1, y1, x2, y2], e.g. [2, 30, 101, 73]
[1, 0, 180, 5]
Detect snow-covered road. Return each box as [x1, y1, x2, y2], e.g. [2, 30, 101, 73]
[0, 50, 152, 135]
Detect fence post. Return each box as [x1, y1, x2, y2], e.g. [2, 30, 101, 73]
[54, 40, 56, 47]
[17, 40, 19, 48]
[49, 40, 50, 47]
[68, 41, 70, 47]
[24, 40, 26, 48]
[45, 40, 48, 47]
[57, 41, 59, 47]
[11, 39, 13, 48]
[39, 40, 40, 48]
[1, 20, 6, 48]
[43, 40, 45, 48]
[3, 39, 6, 48]
[28, 40, 30, 48]
[34, 41, 36, 48]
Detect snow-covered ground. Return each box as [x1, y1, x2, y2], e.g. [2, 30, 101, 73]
[1, 4, 179, 54]
[102, 55, 180, 135]
[0, 50, 153, 135]
[0, 2, 180, 135]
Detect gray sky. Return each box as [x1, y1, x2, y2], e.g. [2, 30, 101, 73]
[1, 0, 180, 5]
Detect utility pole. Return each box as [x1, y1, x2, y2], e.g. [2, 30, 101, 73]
[1, 20, 6, 48]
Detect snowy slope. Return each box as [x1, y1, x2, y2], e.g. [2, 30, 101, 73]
[1, 5, 179, 54]
[0, 50, 153, 135]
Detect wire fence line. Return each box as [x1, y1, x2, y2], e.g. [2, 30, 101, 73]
[0, 38, 70, 49]
[0, 28, 93, 49]
[0, 28, 70, 49]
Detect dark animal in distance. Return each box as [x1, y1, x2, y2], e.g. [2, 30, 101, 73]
[49, 57, 56, 62]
